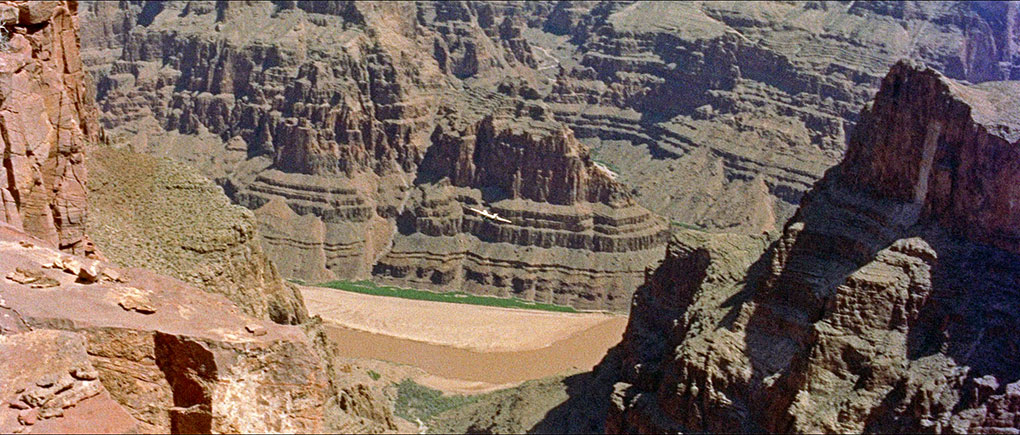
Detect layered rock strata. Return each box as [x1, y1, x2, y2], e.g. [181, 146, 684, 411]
[372, 98, 668, 311]
[535, 1, 1020, 232]
[0, 0, 102, 254]
[607, 61, 1020, 433]
[80, 2, 668, 310]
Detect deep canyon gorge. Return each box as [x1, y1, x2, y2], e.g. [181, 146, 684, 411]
[2, 1, 1020, 434]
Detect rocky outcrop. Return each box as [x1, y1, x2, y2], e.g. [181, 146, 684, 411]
[1, 5, 399, 433]
[0, 329, 139, 434]
[0, 223, 328, 433]
[420, 1, 538, 80]
[0, 0, 102, 255]
[78, 2, 1020, 307]
[608, 61, 1020, 433]
[534, 1, 1020, 233]
[85, 146, 308, 325]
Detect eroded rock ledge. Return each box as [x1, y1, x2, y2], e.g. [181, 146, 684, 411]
[0, 223, 327, 433]
[370, 99, 667, 311]
[608, 61, 1020, 433]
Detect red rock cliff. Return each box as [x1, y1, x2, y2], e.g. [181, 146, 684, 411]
[0, 0, 101, 254]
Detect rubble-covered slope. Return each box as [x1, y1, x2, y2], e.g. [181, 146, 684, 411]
[608, 61, 1020, 433]
[85, 146, 309, 325]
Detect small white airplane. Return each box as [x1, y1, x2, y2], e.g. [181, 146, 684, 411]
[467, 206, 512, 224]
[593, 161, 619, 180]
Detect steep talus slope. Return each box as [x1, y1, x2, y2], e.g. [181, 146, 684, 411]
[0, 0, 102, 255]
[85, 146, 308, 325]
[536, 1, 1020, 232]
[79, 1, 667, 310]
[608, 61, 1020, 433]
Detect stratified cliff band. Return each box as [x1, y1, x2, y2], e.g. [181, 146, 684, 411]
[80, 1, 669, 311]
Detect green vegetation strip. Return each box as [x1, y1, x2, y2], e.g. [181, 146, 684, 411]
[394, 379, 479, 423]
[671, 220, 707, 232]
[316, 280, 578, 313]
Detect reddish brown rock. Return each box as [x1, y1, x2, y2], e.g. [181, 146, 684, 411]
[0, 329, 139, 434]
[0, 0, 102, 255]
[0, 224, 329, 434]
[16, 1, 59, 25]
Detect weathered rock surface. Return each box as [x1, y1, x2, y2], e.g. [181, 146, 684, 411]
[0, 329, 139, 434]
[0, 222, 328, 433]
[85, 146, 308, 325]
[78, 1, 1020, 307]
[608, 61, 1020, 433]
[533, 1, 1020, 233]
[80, 1, 667, 310]
[0, 0, 102, 255]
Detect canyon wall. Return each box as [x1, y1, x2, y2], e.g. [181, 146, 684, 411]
[608, 61, 1020, 433]
[535, 1, 1020, 232]
[78, 1, 1020, 309]
[0, 0, 102, 255]
[80, 1, 667, 310]
[370, 97, 667, 311]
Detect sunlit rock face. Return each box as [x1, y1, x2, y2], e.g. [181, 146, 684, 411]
[0, 0, 103, 255]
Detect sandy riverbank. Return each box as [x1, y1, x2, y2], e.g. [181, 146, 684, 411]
[300, 285, 628, 389]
